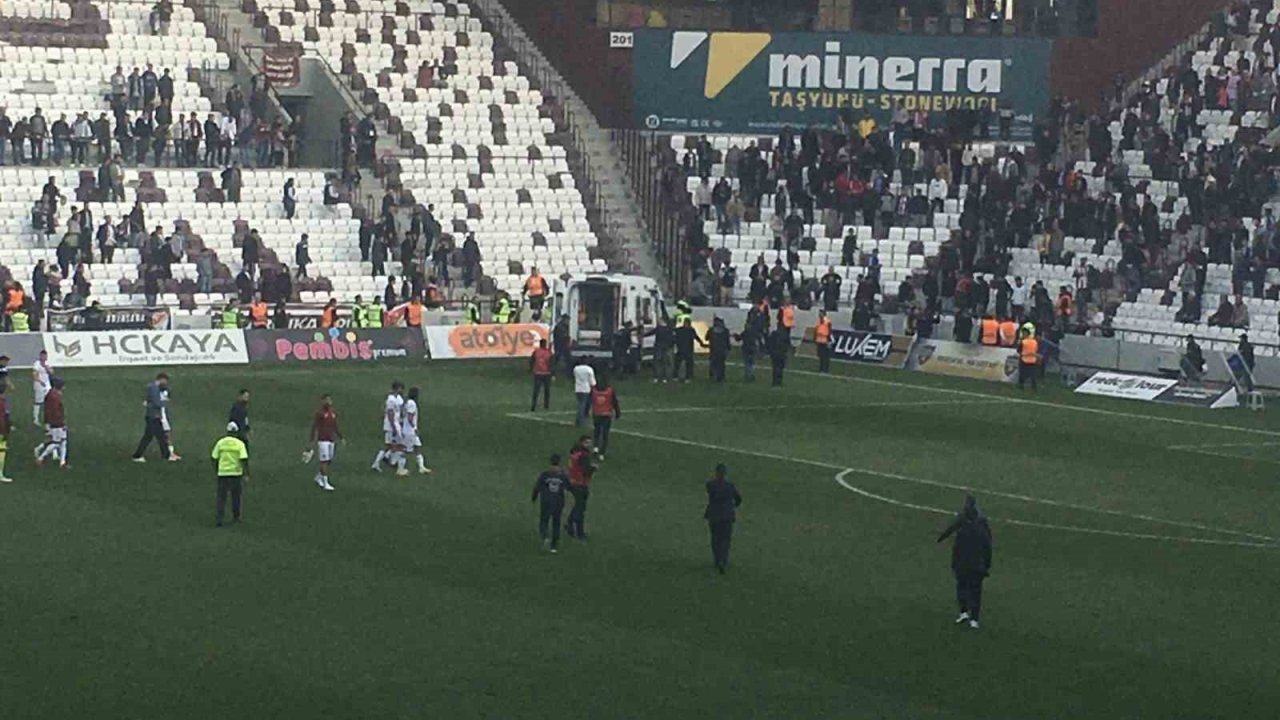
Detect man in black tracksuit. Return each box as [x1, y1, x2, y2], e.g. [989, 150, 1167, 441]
[552, 314, 572, 374]
[937, 495, 993, 629]
[766, 327, 789, 387]
[704, 317, 732, 382]
[674, 318, 706, 383]
[531, 454, 570, 553]
[704, 463, 742, 573]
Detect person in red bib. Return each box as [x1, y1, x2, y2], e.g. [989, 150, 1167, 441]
[589, 378, 621, 460]
[566, 434, 596, 540]
[529, 338, 554, 412]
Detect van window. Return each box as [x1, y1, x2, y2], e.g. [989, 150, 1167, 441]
[642, 298, 653, 325]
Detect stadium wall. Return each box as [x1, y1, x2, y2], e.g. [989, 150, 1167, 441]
[1050, 0, 1230, 108]
[502, 0, 1229, 128]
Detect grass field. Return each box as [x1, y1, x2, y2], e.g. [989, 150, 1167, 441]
[1, 354, 1278, 719]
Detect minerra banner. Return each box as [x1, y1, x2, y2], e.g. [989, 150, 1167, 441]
[633, 29, 1051, 135]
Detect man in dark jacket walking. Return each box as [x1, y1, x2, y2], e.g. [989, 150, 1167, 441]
[531, 453, 570, 553]
[937, 495, 993, 629]
[704, 463, 742, 573]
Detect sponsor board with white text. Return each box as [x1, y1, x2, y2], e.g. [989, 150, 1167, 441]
[829, 329, 902, 363]
[1073, 371, 1178, 401]
[45, 330, 248, 367]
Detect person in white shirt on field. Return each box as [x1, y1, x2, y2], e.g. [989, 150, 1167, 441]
[371, 381, 404, 472]
[572, 358, 596, 427]
[400, 386, 431, 476]
[31, 349, 52, 426]
[1010, 276, 1028, 321]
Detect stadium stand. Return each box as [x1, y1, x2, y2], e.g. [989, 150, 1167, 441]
[635, 0, 1280, 358]
[250, 0, 607, 299]
[0, 0, 381, 321]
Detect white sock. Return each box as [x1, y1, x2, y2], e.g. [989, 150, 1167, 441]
[57, 441, 67, 463]
[372, 449, 386, 466]
[314, 472, 323, 483]
[395, 453, 407, 471]
[32, 405, 40, 424]
[415, 454, 426, 470]
[38, 443, 58, 461]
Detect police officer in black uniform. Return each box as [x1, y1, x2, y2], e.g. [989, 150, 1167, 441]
[937, 495, 993, 629]
[704, 463, 742, 573]
[704, 317, 731, 382]
[531, 453, 570, 553]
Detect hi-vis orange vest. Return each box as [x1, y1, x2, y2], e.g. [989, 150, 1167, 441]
[321, 306, 337, 328]
[6, 288, 24, 313]
[525, 274, 546, 297]
[1020, 337, 1040, 365]
[406, 302, 423, 327]
[998, 320, 1017, 347]
[250, 302, 268, 327]
[980, 318, 999, 345]
[781, 305, 795, 329]
[814, 318, 832, 345]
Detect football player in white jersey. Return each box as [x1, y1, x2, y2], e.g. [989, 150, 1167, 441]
[400, 386, 431, 475]
[31, 349, 51, 426]
[371, 381, 404, 472]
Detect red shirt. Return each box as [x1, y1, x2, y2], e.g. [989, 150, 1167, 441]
[44, 390, 65, 428]
[590, 387, 618, 417]
[568, 448, 593, 487]
[531, 347, 553, 376]
[311, 406, 340, 442]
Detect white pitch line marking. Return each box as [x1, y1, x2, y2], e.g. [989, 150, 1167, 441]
[833, 470, 1279, 550]
[507, 414, 1276, 546]
[1168, 440, 1280, 450]
[728, 362, 1280, 439]
[511, 398, 1004, 419]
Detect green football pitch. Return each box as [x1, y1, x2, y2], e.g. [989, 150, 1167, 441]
[1, 356, 1278, 719]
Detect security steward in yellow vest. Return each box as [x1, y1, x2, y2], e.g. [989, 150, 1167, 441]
[1016, 330, 1039, 390]
[351, 295, 367, 327]
[979, 315, 999, 346]
[211, 421, 249, 527]
[494, 295, 513, 324]
[997, 317, 1017, 347]
[220, 301, 240, 329]
[364, 299, 382, 328]
[10, 308, 29, 332]
[673, 299, 692, 327]
[814, 310, 833, 373]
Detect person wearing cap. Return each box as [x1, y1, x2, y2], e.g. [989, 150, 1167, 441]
[703, 463, 742, 574]
[210, 420, 250, 527]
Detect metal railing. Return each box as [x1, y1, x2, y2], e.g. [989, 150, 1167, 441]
[611, 128, 688, 298]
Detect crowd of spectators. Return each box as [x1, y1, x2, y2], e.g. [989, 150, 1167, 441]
[0, 63, 301, 173]
[652, 1, 1280, 347]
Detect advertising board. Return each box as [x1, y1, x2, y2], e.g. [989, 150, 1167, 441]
[44, 330, 248, 367]
[425, 324, 550, 360]
[245, 328, 426, 363]
[633, 30, 1051, 135]
[906, 339, 1018, 383]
